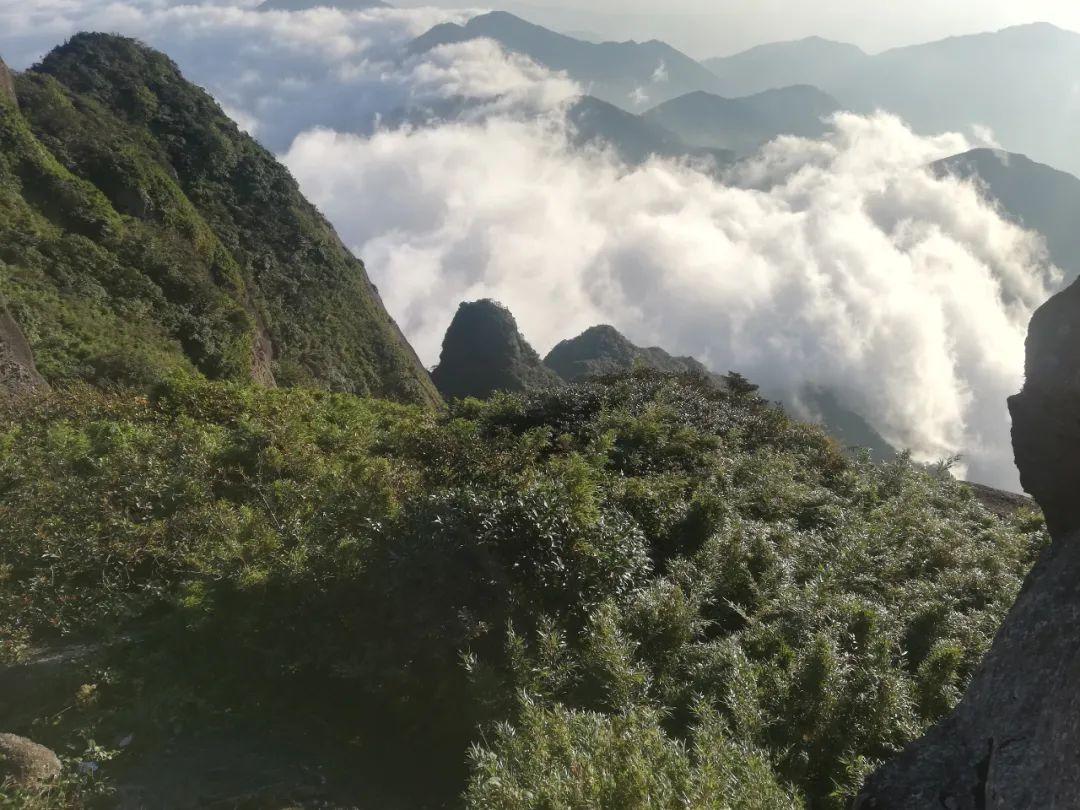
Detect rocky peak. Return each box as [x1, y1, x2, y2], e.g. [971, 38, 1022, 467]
[856, 276, 1080, 806]
[431, 300, 562, 400]
[1009, 281, 1080, 534]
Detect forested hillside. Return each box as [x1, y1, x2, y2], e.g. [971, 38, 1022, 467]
[0, 35, 437, 404]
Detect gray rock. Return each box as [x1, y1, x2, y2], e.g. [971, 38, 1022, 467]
[855, 258, 1080, 806]
[0, 57, 15, 107]
[0, 734, 61, 788]
[0, 302, 47, 398]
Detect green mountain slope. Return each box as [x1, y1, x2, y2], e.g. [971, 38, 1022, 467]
[545, 324, 712, 381]
[0, 34, 438, 405]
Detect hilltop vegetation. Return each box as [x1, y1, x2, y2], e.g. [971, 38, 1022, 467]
[0, 34, 437, 404]
[0, 30, 1051, 810]
[0, 371, 1045, 806]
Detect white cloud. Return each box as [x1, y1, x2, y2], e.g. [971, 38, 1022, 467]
[284, 111, 1056, 489]
[0, 1, 1061, 489]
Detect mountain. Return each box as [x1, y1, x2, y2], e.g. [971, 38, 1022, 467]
[566, 95, 733, 167]
[409, 11, 721, 111]
[544, 324, 711, 381]
[706, 23, 1080, 176]
[0, 35, 438, 404]
[642, 85, 840, 154]
[933, 148, 1080, 284]
[258, 0, 390, 10]
[431, 299, 561, 399]
[704, 37, 869, 97]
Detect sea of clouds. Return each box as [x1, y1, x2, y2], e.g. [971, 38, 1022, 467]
[0, 0, 1061, 488]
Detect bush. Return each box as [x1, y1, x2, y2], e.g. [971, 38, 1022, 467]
[0, 371, 1048, 807]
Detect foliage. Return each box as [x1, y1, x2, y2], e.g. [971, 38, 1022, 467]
[0, 371, 1047, 807]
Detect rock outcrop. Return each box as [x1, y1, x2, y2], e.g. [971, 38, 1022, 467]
[431, 300, 562, 400]
[855, 272, 1080, 806]
[0, 303, 47, 397]
[0, 57, 15, 107]
[0, 734, 61, 788]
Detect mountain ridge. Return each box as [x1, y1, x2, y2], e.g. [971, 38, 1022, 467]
[410, 11, 722, 111]
[705, 22, 1080, 175]
[643, 84, 839, 154]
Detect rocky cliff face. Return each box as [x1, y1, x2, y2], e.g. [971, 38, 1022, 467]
[0, 57, 15, 107]
[431, 300, 562, 400]
[856, 275, 1080, 807]
[0, 303, 46, 397]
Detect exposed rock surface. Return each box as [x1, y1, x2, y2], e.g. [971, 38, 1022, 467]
[855, 266, 1080, 806]
[0, 734, 61, 788]
[431, 300, 562, 400]
[0, 57, 15, 107]
[0, 303, 47, 397]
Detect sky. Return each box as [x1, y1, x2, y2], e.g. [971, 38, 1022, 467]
[396, 0, 1080, 57]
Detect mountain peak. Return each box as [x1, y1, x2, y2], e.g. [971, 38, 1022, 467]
[544, 324, 710, 382]
[431, 300, 561, 400]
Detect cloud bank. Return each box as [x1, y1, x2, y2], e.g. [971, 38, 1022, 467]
[0, 1, 1060, 488]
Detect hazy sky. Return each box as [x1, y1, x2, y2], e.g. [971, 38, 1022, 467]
[397, 0, 1080, 57]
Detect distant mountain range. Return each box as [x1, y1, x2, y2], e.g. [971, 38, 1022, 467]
[407, 13, 1080, 176]
[566, 95, 734, 167]
[409, 11, 722, 111]
[642, 85, 839, 154]
[705, 22, 1080, 177]
[703, 37, 868, 97]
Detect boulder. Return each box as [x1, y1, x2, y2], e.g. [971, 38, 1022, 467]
[855, 269, 1080, 806]
[0, 303, 47, 397]
[0, 734, 61, 788]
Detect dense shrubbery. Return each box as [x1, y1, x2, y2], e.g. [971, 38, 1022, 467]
[0, 371, 1046, 806]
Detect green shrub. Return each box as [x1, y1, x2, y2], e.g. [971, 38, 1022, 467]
[0, 371, 1048, 806]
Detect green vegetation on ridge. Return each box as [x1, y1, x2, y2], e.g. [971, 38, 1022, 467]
[0, 34, 437, 404]
[0, 371, 1046, 806]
